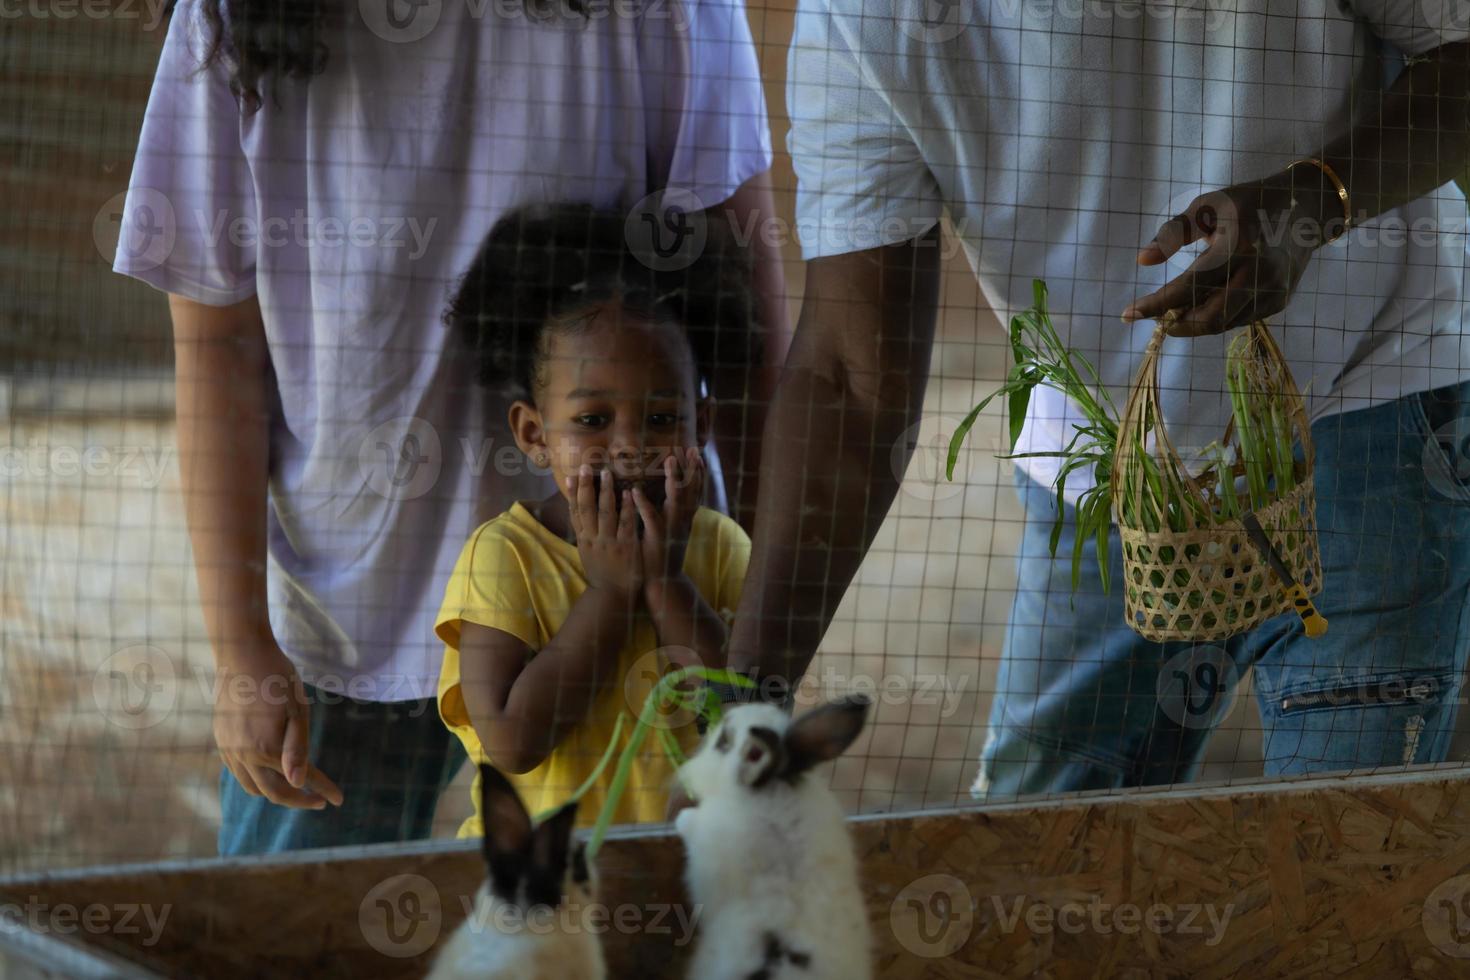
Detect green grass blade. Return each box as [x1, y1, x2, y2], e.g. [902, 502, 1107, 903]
[1010, 315, 1030, 366]
[586, 667, 754, 860]
[587, 717, 649, 860]
[1008, 384, 1031, 451]
[658, 726, 686, 769]
[945, 401, 988, 481]
[533, 711, 629, 824]
[1049, 470, 1069, 558]
[1071, 496, 1089, 594]
[1270, 399, 1294, 495]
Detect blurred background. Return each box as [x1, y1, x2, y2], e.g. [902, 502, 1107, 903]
[0, 0, 1275, 877]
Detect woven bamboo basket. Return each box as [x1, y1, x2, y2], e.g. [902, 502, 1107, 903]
[1111, 319, 1322, 643]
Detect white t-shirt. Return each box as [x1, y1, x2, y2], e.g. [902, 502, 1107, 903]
[788, 0, 1470, 498]
[115, 0, 772, 701]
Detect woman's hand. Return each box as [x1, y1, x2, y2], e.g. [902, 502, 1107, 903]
[213, 638, 344, 809]
[1123, 173, 1331, 337]
[569, 466, 642, 598]
[632, 448, 704, 584]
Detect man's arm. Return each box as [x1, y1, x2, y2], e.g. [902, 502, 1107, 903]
[1317, 40, 1470, 225]
[725, 227, 942, 694]
[1127, 40, 1470, 334]
[713, 169, 794, 533]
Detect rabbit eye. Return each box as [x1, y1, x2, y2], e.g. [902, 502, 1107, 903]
[715, 727, 732, 752]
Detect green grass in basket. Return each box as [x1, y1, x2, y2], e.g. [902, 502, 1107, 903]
[946, 279, 1302, 595]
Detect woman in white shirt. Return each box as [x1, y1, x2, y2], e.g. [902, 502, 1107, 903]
[115, 0, 786, 853]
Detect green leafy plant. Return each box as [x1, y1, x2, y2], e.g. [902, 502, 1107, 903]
[945, 279, 1121, 593]
[945, 279, 1304, 595]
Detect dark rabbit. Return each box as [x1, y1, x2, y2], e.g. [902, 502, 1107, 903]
[427, 764, 605, 980]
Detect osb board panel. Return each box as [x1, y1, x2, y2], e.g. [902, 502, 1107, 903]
[7, 770, 1470, 979]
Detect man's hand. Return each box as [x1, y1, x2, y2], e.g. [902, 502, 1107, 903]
[1123, 176, 1327, 337]
[213, 639, 344, 809]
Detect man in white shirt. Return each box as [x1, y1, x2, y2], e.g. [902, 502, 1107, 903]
[729, 0, 1470, 795]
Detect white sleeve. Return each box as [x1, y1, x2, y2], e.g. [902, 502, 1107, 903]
[1346, 0, 1470, 55]
[644, 0, 774, 210]
[786, 0, 942, 260]
[111, 0, 257, 305]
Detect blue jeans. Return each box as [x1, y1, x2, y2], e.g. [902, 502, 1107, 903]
[218, 684, 467, 855]
[976, 380, 1470, 800]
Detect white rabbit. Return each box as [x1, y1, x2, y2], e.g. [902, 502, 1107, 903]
[674, 695, 872, 980]
[427, 764, 606, 980]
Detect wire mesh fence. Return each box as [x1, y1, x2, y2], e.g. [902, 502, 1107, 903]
[6, 4, 1470, 975]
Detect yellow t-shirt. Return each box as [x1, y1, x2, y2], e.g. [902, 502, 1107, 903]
[435, 502, 749, 838]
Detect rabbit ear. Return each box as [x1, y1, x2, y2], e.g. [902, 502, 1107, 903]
[571, 840, 591, 886]
[525, 800, 579, 908]
[479, 764, 532, 900]
[737, 726, 786, 788]
[783, 696, 871, 777]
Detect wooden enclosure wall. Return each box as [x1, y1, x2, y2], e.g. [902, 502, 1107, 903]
[6, 766, 1470, 978]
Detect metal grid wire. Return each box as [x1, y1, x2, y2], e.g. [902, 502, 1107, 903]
[4, 0, 1470, 895]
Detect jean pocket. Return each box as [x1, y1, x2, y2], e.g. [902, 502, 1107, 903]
[1275, 672, 1449, 716]
[1417, 382, 1470, 502]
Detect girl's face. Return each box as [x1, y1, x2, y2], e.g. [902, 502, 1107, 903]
[508, 303, 711, 509]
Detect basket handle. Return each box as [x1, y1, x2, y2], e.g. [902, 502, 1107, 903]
[1146, 326, 1214, 505]
[1248, 319, 1316, 473]
[1216, 322, 1316, 474]
[1111, 315, 1314, 524]
[1112, 323, 1165, 522]
[1111, 314, 1214, 519]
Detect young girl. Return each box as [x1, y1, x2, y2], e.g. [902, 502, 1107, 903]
[434, 203, 760, 834]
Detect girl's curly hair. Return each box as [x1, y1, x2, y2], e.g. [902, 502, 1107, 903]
[445, 202, 761, 402]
